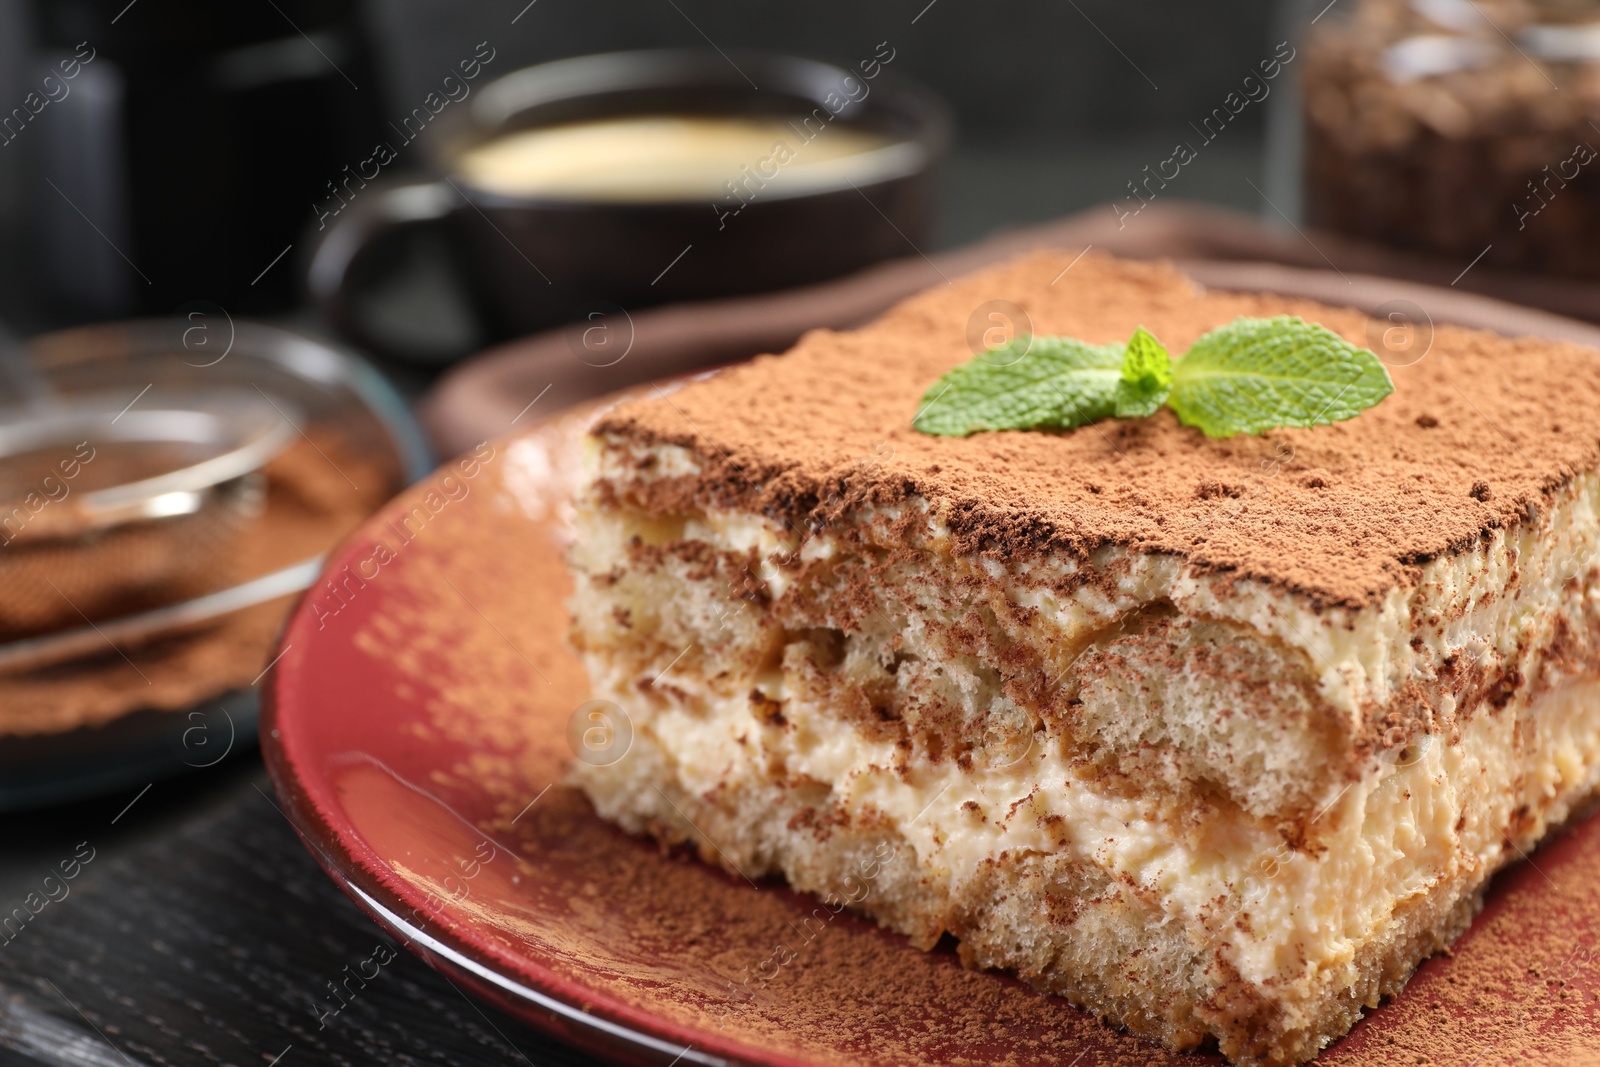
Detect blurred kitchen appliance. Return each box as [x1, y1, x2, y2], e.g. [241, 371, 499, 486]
[9, 0, 383, 317]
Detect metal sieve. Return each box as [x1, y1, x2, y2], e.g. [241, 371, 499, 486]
[0, 388, 298, 638]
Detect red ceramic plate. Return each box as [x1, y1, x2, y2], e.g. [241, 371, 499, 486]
[265, 380, 1600, 1066]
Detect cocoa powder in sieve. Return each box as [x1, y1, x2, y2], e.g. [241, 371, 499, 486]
[0, 431, 391, 737]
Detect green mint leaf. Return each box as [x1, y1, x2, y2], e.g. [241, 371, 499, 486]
[1122, 327, 1173, 389]
[1113, 326, 1172, 418]
[913, 336, 1124, 437]
[1167, 316, 1394, 438]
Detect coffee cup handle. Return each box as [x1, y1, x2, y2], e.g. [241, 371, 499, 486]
[305, 177, 484, 363]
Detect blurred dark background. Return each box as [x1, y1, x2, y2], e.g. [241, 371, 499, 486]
[357, 0, 1286, 247]
[0, 0, 1288, 352]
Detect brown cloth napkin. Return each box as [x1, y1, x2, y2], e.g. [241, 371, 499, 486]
[422, 200, 1600, 457]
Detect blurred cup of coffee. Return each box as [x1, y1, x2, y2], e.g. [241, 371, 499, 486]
[305, 49, 950, 364]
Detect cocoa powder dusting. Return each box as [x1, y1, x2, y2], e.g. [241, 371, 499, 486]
[595, 253, 1600, 609]
[336, 409, 1600, 1066]
[0, 431, 391, 736]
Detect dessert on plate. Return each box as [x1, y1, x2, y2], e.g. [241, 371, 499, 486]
[563, 252, 1600, 1065]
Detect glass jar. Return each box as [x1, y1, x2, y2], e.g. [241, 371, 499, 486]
[1300, 0, 1600, 277]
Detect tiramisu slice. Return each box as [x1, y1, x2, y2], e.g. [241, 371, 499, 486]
[565, 253, 1600, 1065]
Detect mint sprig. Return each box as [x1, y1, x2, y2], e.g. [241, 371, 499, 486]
[913, 316, 1394, 439]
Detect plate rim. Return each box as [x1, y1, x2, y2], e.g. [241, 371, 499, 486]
[260, 446, 838, 1067]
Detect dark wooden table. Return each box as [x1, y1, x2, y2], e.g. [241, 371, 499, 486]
[0, 750, 599, 1067]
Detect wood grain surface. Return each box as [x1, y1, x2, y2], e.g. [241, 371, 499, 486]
[0, 755, 597, 1067]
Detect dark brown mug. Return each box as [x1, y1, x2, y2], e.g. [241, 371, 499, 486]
[305, 48, 951, 364]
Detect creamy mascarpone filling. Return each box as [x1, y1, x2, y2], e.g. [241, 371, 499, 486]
[605, 666, 1600, 988]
